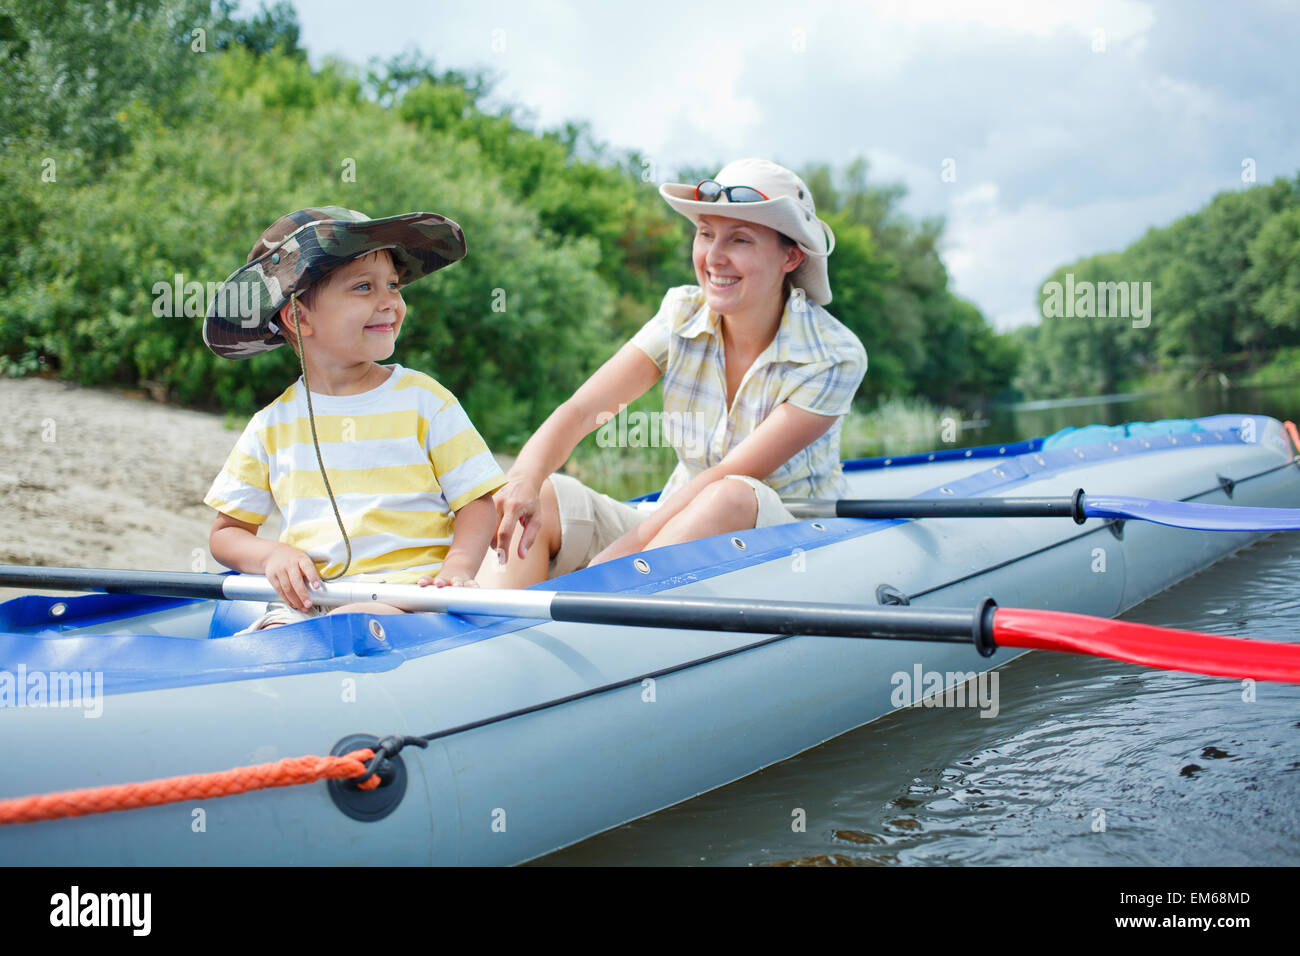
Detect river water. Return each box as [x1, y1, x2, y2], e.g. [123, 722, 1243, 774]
[536, 385, 1300, 866]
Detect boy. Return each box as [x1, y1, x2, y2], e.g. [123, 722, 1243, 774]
[201, 206, 504, 628]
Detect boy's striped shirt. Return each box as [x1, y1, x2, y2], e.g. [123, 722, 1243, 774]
[205, 364, 504, 583]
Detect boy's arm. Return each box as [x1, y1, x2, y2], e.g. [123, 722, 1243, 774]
[420, 493, 498, 587]
[210, 512, 322, 611]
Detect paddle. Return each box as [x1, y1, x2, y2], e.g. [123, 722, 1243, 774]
[3, 565, 1298, 683]
[784, 488, 1300, 532]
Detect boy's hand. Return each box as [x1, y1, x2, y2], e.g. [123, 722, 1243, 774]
[417, 553, 479, 588]
[261, 543, 322, 611]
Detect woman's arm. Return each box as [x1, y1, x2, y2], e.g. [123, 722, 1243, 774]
[494, 342, 663, 558]
[591, 402, 838, 562]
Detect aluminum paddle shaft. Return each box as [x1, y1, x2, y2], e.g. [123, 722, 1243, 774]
[0, 564, 997, 651]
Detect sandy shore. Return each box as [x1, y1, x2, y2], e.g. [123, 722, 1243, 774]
[0, 377, 512, 604]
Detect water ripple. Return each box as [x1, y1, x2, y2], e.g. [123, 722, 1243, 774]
[538, 534, 1300, 866]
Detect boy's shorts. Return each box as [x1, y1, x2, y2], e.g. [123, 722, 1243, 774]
[236, 602, 328, 635]
[547, 472, 796, 578]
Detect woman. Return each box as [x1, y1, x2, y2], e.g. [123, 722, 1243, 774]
[477, 158, 867, 587]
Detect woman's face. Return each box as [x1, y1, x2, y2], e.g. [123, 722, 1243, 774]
[692, 215, 803, 318]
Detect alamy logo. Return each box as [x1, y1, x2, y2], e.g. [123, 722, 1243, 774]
[890, 665, 999, 718]
[0, 665, 103, 718]
[50, 886, 151, 936]
[152, 274, 261, 325]
[595, 404, 710, 458]
[1041, 273, 1152, 329]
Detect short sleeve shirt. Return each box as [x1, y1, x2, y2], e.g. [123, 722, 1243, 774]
[204, 364, 505, 583]
[630, 286, 868, 500]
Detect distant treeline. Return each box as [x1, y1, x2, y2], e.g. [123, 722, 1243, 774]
[1016, 174, 1300, 398]
[2, 0, 1017, 447]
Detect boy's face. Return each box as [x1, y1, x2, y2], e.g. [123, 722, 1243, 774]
[292, 249, 406, 366]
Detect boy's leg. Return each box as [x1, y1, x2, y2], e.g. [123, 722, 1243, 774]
[475, 477, 562, 588]
[329, 602, 405, 616]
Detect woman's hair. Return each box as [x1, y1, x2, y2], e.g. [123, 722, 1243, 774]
[778, 232, 797, 302]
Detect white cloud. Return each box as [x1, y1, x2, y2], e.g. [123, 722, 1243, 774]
[873, 0, 1156, 40]
[285, 0, 1300, 339]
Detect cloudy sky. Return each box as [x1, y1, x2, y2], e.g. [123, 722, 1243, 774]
[285, 0, 1300, 330]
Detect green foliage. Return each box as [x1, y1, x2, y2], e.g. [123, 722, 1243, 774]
[840, 395, 962, 458]
[1019, 175, 1300, 398]
[0, 71, 615, 448]
[1, 8, 1017, 459]
[807, 158, 1021, 408]
[1245, 206, 1300, 338]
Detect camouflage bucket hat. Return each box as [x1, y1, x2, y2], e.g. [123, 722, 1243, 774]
[202, 206, 467, 360]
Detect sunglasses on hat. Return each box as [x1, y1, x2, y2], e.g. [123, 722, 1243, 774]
[693, 180, 770, 203]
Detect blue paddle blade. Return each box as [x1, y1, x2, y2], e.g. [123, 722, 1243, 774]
[1083, 494, 1300, 531]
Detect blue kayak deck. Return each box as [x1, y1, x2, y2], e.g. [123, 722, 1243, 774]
[0, 414, 1281, 696]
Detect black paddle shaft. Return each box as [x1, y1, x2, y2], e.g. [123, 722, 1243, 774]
[550, 593, 1001, 656]
[834, 488, 1087, 524]
[0, 565, 229, 599]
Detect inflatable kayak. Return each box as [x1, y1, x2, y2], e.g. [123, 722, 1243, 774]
[1, 413, 1297, 865]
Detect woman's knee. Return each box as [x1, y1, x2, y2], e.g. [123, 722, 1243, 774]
[691, 477, 759, 526]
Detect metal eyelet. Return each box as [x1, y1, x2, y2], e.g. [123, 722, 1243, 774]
[998, 447, 1006, 454]
[368, 619, 387, 641]
[633, 558, 651, 574]
[810, 522, 827, 531]
[940, 487, 954, 495]
[883, 458, 893, 466]
[731, 537, 746, 550]
[49, 602, 68, 619]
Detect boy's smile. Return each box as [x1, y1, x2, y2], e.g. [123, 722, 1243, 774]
[290, 250, 407, 382]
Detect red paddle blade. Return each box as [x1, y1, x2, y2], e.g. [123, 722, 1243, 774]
[994, 607, 1300, 683]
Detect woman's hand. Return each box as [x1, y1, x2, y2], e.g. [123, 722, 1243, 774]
[261, 543, 322, 611]
[491, 472, 545, 562]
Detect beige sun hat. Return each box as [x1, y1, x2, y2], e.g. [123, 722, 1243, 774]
[659, 158, 836, 305]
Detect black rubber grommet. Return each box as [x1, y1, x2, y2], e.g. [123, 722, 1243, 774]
[327, 733, 408, 823]
[1070, 488, 1087, 524]
[876, 584, 910, 606]
[972, 597, 998, 658]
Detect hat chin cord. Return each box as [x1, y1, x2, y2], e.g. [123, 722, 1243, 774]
[290, 293, 353, 581]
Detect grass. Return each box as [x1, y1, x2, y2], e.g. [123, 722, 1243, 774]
[561, 394, 962, 499]
[839, 396, 964, 459]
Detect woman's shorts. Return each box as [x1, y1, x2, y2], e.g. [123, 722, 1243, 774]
[548, 472, 796, 578]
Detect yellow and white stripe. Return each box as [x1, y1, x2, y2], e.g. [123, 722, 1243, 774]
[205, 365, 504, 583]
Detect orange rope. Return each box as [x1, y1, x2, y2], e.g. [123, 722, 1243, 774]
[1284, 421, 1300, 457]
[0, 747, 379, 825]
